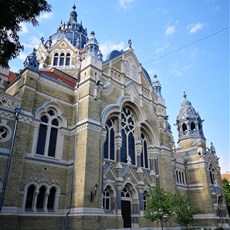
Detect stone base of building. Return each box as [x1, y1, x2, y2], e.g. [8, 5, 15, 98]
[0, 211, 229, 230]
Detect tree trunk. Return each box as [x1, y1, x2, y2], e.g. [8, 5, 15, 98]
[160, 220, 163, 230]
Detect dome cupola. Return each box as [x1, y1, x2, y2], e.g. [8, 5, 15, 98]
[44, 5, 88, 48]
[176, 92, 205, 143]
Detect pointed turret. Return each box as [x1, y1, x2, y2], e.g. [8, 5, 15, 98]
[85, 31, 100, 59]
[23, 48, 39, 70]
[176, 92, 205, 147]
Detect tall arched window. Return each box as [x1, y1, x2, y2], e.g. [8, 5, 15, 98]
[121, 108, 135, 165]
[65, 53, 71, 66]
[141, 132, 149, 168]
[191, 122, 196, 131]
[53, 53, 58, 66]
[176, 170, 179, 183]
[47, 187, 56, 211]
[59, 53, 65, 66]
[182, 123, 187, 133]
[143, 192, 147, 210]
[36, 186, 46, 211]
[209, 164, 215, 185]
[25, 184, 36, 210]
[103, 187, 111, 210]
[103, 119, 115, 161]
[36, 108, 59, 158]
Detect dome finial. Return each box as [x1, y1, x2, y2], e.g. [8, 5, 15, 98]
[70, 4, 77, 22]
[128, 39, 132, 48]
[183, 91, 187, 99]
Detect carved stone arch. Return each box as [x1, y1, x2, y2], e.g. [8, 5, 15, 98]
[101, 95, 146, 127]
[34, 100, 67, 127]
[141, 121, 160, 147]
[103, 183, 116, 198]
[101, 104, 120, 127]
[118, 96, 146, 123]
[122, 181, 138, 200]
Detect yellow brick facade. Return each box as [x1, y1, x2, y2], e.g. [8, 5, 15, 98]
[0, 5, 229, 230]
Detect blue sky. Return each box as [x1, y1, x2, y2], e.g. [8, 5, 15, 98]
[10, 0, 229, 173]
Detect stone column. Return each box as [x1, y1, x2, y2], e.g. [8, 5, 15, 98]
[116, 178, 123, 215]
[135, 140, 143, 174]
[33, 189, 39, 212]
[137, 182, 145, 215]
[115, 133, 122, 169]
[43, 190, 49, 212]
[132, 199, 139, 228]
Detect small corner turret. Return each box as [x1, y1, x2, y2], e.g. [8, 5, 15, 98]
[176, 92, 205, 148]
[23, 48, 39, 71]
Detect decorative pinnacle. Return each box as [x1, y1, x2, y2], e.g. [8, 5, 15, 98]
[73, 4, 76, 10]
[128, 39, 132, 48]
[183, 91, 187, 99]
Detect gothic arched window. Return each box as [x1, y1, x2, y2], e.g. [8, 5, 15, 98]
[103, 187, 111, 210]
[36, 108, 59, 157]
[65, 53, 71, 66]
[25, 184, 36, 210]
[103, 119, 115, 161]
[143, 192, 147, 210]
[59, 53, 65, 66]
[182, 123, 187, 133]
[141, 132, 149, 168]
[191, 122, 196, 131]
[120, 108, 135, 165]
[47, 187, 56, 211]
[36, 186, 46, 211]
[53, 53, 58, 66]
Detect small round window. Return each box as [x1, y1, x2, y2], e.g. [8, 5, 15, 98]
[0, 125, 11, 142]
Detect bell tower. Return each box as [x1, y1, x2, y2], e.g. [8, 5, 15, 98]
[176, 92, 206, 149]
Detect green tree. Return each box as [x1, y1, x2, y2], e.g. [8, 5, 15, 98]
[144, 185, 174, 230]
[0, 0, 52, 68]
[173, 192, 198, 229]
[222, 178, 230, 215]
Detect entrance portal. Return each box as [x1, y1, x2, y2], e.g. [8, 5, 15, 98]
[121, 200, 131, 228]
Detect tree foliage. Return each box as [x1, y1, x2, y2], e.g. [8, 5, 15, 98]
[173, 192, 198, 228]
[145, 185, 174, 229]
[0, 0, 51, 68]
[222, 178, 230, 215]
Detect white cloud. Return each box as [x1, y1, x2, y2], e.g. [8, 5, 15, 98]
[23, 36, 41, 49]
[187, 23, 206, 34]
[153, 8, 169, 15]
[119, 0, 134, 9]
[170, 62, 194, 77]
[165, 26, 175, 35]
[38, 12, 54, 22]
[100, 41, 126, 58]
[19, 23, 28, 34]
[18, 52, 28, 61]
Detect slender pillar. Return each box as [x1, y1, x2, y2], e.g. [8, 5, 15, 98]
[115, 133, 122, 168]
[136, 140, 143, 173]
